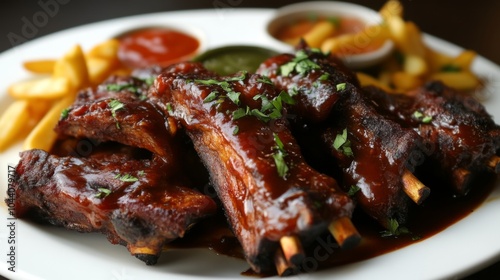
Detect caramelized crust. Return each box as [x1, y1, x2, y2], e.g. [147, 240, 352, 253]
[13, 149, 217, 265]
[364, 82, 500, 194]
[256, 47, 358, 122]
[152, 62, 355, 272]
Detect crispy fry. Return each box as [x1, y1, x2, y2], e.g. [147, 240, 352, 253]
[356, 72, 394, 93]
[403, 54, 427, 76]
[430, 71, 480, 91]
[8, 77, 70, 100]
[426, 46, 454, 73]
[86, 39, 121, 61]
[86, 57, 119, 87]
[23, 59, 56, 74]
[0, 100, 30, 151]
[391, 71, 423, 92]
[452, 50, 477, 70]
[321, 24, 390, 55]
[23, 96, 75, 151]
[53, 45, 90, 89]
[379, 0, 403, 19]
[401, 22, 426, 57]
[302, 20, 337, 48]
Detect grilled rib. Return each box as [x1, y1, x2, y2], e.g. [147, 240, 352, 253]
[364, 81, 500, 194]
[12, 149, 217, 265]
[258, 47, 429, 228]
[55, 75, 178, 164]
[256, 46, 358, 122]
[151, 62, 356, 273]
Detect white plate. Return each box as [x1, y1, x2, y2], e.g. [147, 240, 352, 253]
[1, 8, 500, 280]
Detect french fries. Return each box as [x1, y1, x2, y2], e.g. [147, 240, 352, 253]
[0, 1, 485, 153]
[0, 39, 125, 152]
[8, 77, 70, 100]
[321, 24, 390, 56]
[0, 101, 30, 151]
[23, 59, 56, 74]
[357, 0, 481, 93]
[23, 96, 75, 151]
[302, 20, 337, 48]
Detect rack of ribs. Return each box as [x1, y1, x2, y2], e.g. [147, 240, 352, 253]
[10, 72, 218, 265]
[151, 62, 359, 274]
[12, 148, 217, 265]
[54, 74, 178, 164]
[257, 47, 430, 228]
[363, 81, 500, 194]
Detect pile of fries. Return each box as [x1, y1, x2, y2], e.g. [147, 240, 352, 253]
[0, 39, 128, 152]
[356, 0, 480, 93]
[288, 0, 481, 93]
[0, 0, 484, 153]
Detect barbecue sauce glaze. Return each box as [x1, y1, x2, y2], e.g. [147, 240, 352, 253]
[168, 165, 496, 276]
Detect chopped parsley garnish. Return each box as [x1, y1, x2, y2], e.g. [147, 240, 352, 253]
[142, 76, 155, 86]
[347, 185, 361, 196]
[328, 16, 341, 28]
[380, 218, 410, 238]
[104, 77, 151, 101]
[272, 133, 289, 178]
[279, 50, 320, 76]
[196, 72, 247, 107]
[114, 173, 139, 182]
[227, 91, 241, 106]
[336, 83, 347, 91]
[203, 91, 219, 103]
[166, 103, 174, 114]
[440, 64, 461, 72]
[413, 111, 433, 124]
[288, 85, 299, 97]
[106, 83, 138, 93]
[257, 76, 273, 85]
[108, 99, 125, 129]
[60, 107, 70, 119]
[95, 187, 111, 199]
[137, 170, 145, 177]
[232, 125, 239, 135]
[248, 91, 295, 122]
[333, 128, 353, 157]
[232, 107, 249, 120]
[313, 73, 331, 87]
[109, 99, 125, 116]
[319, 73, 330, 81]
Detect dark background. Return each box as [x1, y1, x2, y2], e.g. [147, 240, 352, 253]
[1, 0, 500, 65]
[0, 0, 499, 279]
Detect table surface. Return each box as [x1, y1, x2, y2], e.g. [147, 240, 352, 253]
[0, 1, 499, 279]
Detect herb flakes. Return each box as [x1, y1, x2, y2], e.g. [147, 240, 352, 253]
[380, 218, 410, 237]
[413, 110, 433, 124]
[114, 173, 139, 182]
[347, 185, 361, 196]
[279, 50, 320, 76]
[272, 133, 289, 179]
[108, 99, 125, 129]
[60, 107, 71, 119]
[333, 128, 353, 157]
[95, 187, 111, 199]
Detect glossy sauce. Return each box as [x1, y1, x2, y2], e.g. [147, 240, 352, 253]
[170, 172, 496, 276]
[118, 28, 199, 68]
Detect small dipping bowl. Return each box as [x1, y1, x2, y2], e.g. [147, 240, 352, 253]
[193, 45, 279, 75]
[115, 25, 205, 69]
[266, 1, 394, 69]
